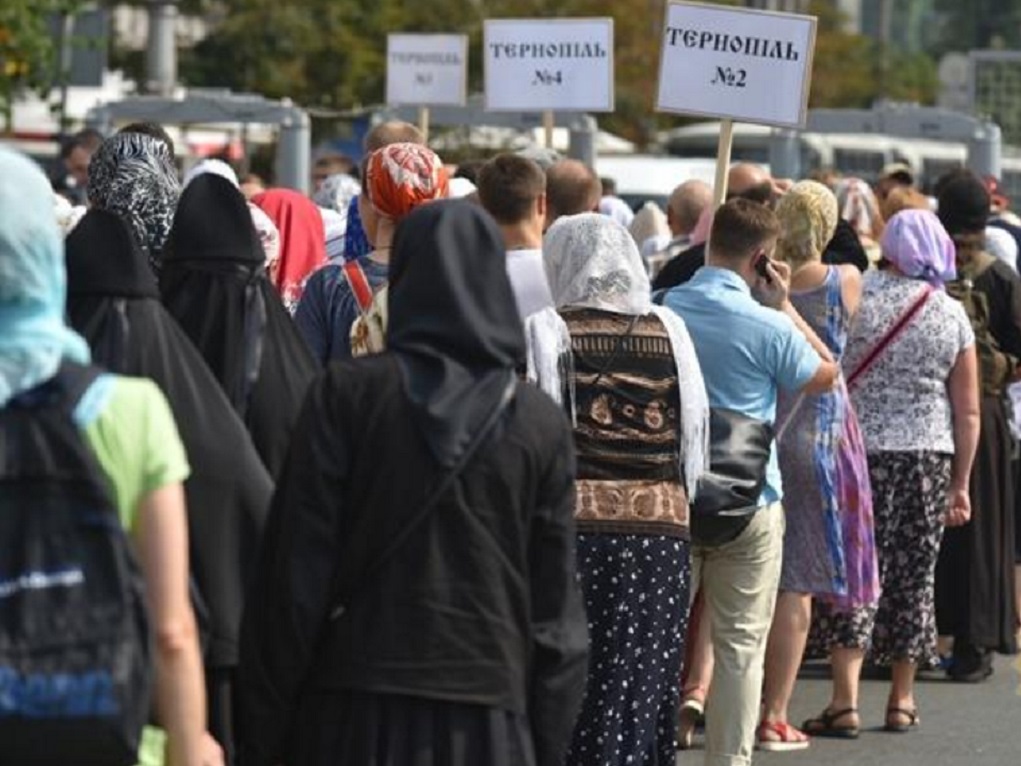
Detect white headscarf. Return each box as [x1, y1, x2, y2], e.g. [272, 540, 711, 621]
[986, 226, 1019, 272]
[183, 158, 239, 189]
[525, 212, 710, 496]
[599, 195, 635, 229]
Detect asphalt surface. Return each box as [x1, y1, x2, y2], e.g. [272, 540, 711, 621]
[677, 655, 1021, 765]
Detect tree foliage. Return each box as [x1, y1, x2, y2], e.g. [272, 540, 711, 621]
[0, 0, 85, 130]
[177, 0, 938, 144]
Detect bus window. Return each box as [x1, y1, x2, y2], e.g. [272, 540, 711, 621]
[833, 149, 886, 181]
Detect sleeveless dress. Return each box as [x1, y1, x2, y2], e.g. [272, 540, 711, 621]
[776, 267, 878, 609]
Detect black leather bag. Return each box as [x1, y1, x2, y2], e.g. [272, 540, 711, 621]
[690, 408, 774, 547]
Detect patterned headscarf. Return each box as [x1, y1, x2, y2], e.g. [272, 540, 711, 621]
[880, 209, 957, 285]
[0, 147, 90, 407]
[526, 213, 711, 497]
[366, 143, 448, 220]
[314, 173, 362, 263]
[313, 172, 361, 214]
[87, 132, 181, 269]
[775, 180, 839, 268]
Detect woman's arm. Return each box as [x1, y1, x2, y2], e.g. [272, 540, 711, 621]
[838, 263, 863, 319]
[946, 346, 980, 526]
[134, 482, 211, 766]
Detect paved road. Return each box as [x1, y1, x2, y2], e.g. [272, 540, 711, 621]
[677, 655, 1021, 765]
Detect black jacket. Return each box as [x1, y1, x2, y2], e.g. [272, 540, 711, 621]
[239, 357, 589, 766]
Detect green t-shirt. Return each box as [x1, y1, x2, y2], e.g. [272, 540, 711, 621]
[75, 374, 191, 766]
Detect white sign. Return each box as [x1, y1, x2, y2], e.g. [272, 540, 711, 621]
[484, 18, 614, 112]
[656, 1, 817, 128]
[386, 34, 468, 107]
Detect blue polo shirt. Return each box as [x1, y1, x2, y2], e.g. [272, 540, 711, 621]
[664, 266, 821, 504]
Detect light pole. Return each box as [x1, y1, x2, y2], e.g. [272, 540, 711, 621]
[146, 0, 179, 97]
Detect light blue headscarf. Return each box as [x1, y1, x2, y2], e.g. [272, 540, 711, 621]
[0, 146, 90, 407]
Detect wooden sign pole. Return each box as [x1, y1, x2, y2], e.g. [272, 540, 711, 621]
[418, 106, 431, 143]
[712, 118, 735, 208]
[543, 110, 555, 149]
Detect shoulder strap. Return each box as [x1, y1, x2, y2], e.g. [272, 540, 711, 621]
[342, 260, 374, 315]
[847, 284, 933, 389]
[329, 375, 518, 620]
[7, 362, 102, 415]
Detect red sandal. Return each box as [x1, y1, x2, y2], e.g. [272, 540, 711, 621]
[756, 720, 810, 752]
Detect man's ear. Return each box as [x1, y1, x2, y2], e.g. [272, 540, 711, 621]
[536, 193, 547, 220]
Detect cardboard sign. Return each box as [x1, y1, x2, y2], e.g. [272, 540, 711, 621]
[386, 34, 468, 107]
[656, 1, 816, 128]
[484, 18, 614, 112]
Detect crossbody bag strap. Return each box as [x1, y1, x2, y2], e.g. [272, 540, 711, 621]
[342, 260, 374, 315]
[847, 284, 933, 389]
[329, 375, 518, 621]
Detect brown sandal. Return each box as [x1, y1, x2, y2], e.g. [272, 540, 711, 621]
[884, 707, 919, 733]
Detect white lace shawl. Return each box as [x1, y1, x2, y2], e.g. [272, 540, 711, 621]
[524, 213, 710, 497]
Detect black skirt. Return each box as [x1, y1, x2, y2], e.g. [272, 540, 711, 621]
[286, 690, 537, 766]
[936, 396, 1019, 655]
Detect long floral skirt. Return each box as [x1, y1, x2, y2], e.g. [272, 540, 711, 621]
[809, 451, 950, 668]
[566, 533, 690, 766]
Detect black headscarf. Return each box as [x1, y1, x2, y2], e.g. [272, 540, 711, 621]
[65, 209, 273, 671]
[387, 201, 524, 468]
[160, 174, 319, 478]
[823, 218, 870, 272]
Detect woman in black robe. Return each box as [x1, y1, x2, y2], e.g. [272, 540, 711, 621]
[238, 201, 589, 766]
[65, 209, 275, 763]
[935, 173, 1021, 680]
[160, 174, 318, 478]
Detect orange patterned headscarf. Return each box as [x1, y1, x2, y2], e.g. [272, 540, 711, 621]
[366, 143, 449, 220]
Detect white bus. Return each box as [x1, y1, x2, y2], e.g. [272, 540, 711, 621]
[660, 121, 983, 193]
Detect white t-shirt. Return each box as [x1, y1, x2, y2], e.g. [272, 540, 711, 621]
[506, 248, 554, 320]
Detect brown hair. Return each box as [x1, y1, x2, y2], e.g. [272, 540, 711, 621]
[709, 198, 781, 261]
[476, 154, 546, 225]
[363, 121, 425, 153]
[880, 186, 929, 221]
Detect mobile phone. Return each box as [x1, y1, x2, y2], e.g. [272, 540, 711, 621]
[755, 254, 772, 282]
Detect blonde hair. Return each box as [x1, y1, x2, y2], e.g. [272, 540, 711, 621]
[774, 180, 838, 268]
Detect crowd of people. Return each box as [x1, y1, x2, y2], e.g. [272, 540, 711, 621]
[1, 120, 1019, 766]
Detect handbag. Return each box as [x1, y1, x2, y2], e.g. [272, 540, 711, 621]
[847, 284, 932, 389]
[328, 375, 517, 620]
[690, 408, 774, 547]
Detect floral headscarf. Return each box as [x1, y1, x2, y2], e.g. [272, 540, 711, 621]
[880, 209, 956, 285]
[87, 132, 181, 269]
[775, 180, 839, 267]
[366, 143, 448, 220]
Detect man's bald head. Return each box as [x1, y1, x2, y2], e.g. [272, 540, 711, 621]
[727, 162, 774, 204]
[545, 159, 601, 228]
[667, 180, 713, 237]
[364, 121, 425, 153]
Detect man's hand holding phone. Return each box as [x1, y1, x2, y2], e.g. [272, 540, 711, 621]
[753, 254, 790, 311]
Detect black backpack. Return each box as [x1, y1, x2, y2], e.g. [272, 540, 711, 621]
[0, 363, 153, 765]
